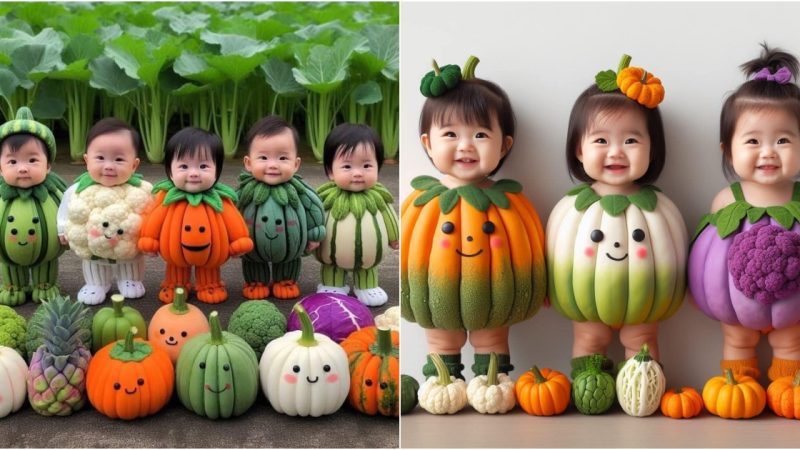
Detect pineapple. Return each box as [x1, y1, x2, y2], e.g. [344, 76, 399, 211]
[26, 295, 92, 416]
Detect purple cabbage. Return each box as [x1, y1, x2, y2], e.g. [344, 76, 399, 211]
[287, 293, 374, 342]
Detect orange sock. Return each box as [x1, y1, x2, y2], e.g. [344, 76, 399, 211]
[721, 358, 760, 379]
[767, 358, 800, 381]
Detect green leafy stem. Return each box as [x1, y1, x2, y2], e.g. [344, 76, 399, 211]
[566, 183, 660, 216]
[410, 175, 522, 213]
[153, 178, 237, 213]
[694, 198, 800, 241]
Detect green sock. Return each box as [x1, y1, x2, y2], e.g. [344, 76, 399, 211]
[472, 353, 513, 376]
[422, 353, 464, 380]
[571, 354, 614, 379]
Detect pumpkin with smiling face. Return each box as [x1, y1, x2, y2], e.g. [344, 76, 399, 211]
[401, 176, 546, 330]
[86, 327, 174, 420]
[546, 184, 688, 326]
[147, 287, 210, 364]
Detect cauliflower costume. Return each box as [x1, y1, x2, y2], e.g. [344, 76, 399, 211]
[58, 172, 153, 305]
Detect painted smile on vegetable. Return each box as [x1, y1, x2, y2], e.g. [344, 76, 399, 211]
[182, 243, 210, 252]
[165, 337, 178, 346]
[456, 247, 483, 257]
[606, 251, 628, 261]
[125, 387, 138, 395]
[205, 383, 231, 394]
[306, 376, 319, 384]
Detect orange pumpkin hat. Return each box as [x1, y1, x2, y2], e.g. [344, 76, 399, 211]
[595, 54, 665, 109]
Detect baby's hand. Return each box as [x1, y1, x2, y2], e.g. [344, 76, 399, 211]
[58, 235, 68, 246]
[138, 237, 160, 254]
[306, 241, 321, 252]
[389, 240, 399, 250]
[229, 237, 254, 256]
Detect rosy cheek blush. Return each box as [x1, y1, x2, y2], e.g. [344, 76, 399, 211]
[326, 374, 339, 383]
[490, 237, 503, 249]
[584, 247, 595, 258]
[283, 374, 298, 384]
[637, 247, 648, 259]
[440, 239, 451, 249]
[89, 229, 102, 238]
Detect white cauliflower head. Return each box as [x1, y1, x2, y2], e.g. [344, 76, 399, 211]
[66, 181, 153, 260]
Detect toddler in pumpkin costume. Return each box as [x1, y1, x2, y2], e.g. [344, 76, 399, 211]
[57, 118, 152, 305]
[401, 56, 546, 379]
[0, 108, 67, 306]
[236, 116, 325, 300]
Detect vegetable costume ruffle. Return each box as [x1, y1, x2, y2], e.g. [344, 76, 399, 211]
[314, 181, 398, 306]
[138, 179, 253, 304]
[236, 172, 325, 299]
[547, 184, 688, 327]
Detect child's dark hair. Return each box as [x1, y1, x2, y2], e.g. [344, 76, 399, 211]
[245, 115, 300, 153]
[164, 127, 225, 182]
[565, 85, 666, 184]
[323, 123, 384, 177]
[720, 43, 800, 179]
[86, 117, 142, 156]
[0, 134, 49, 160]
[419, 78, 515, 176]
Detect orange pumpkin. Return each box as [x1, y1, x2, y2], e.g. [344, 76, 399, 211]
[340, 326, 399, 416]
[147, 287, 210, 364]
[86, 327, 174, 420]
[515, 366, 570, 416]
[767, 371, 800, 419]
[660, 387, 703, 419]
[617, 66, 664, 109]
[702, 369, 765, 419]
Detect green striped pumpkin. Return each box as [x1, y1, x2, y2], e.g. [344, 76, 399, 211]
[0, 177, 64, 267]
[315, 182, 398, 271]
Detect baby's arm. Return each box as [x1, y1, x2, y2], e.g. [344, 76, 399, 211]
[382, 203, 400, 250]
[56, 183, 77, 245]
[299, 180, 326, 252]
[138, 190, 168, 255]
[220, 198, 253, 256]
[710, 187, 736, 214]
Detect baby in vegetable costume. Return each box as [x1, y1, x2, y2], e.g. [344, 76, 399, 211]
[0, 107, 67, 306]
[236, 116, 325, 300]
[401, 56, 546, 380]
[138, 127, 253, 304]
[546, 54, 688, 387]
[57, 118, 153, 305]
[688, 44, 800, 390]
[315, 123, 398, 307]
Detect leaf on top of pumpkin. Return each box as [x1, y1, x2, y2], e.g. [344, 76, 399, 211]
[316, 180, 338, 196]
[484, 187, 510, 209]
[574, 187, 601, 211]
[692, 213, 713, 242]
[372, 183, 395, 203]
[331, 193, 351, 220]
[411, 175, 440, 191]
[714, 201, 748, 238]
[458, 184, 490, 211]
[363, 192, 378, 214]
[438, 188, 459, 214]
[413, 184, 447, 207]
[286, 183, 301, 209]
[252, 183, 269, 205]
[492, 179, 522, 193]
[746, 207, 766, 224]
[274, 185, 290, 206]
[162, 187, 186, 206]
[599, 195, 630, 216]
[767, 206, 795, 229]
[152, 178, 174, 194]
[350, 193, 366, 219]
[628, 186, 658, 211]
[595, 69, 618, 92]
[566, 183, 591, 196]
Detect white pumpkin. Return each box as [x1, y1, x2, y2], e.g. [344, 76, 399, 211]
[0, 345, 28, 418]
[547, 185, 688, 327]
[418, 353, 468, 415]
[616, 344, 666, 417]
[260, 304, 349, 417]
[466, 353, 516, 414]
[374, 306, 400, 331]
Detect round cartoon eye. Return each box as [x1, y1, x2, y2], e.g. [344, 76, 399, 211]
[199, 226, 206, 233]
[113, 383, 121, 390]
[184, 225, 191, 232]
[261, 216, 268, 222]
[27, 229, 34, 235]
[181, 331, 188, 337]
[276, 219, 283, 225]
[116, 229, 123, 235]
[590, 230, 604, 243]
[380, 382, 388, 390]
[442, 222, 455, 234]
[10, 229, 17, 235]
[323, 364, 331, 372]
[632, 229, 646, 242]
[7, 216, 14, 223]
[199, 362, 206, 369]
[293, 365, 301, 373]
[31, 217, 39, 224]
[102, 222, 109, 228]
[137, 378, 145, 386]
[482, 221, 495, 234]
[159, 328, 165, 335]
[223, 364, 230, 372]
[365, 379, 373, 387]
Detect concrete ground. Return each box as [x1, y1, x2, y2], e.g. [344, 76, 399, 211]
[1, 147, 399, 448]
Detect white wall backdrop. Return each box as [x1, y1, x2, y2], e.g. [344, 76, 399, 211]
[400, 1, 800, 388]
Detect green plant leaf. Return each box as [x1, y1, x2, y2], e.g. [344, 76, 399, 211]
[458, 185, 490, 211]
[153, 6, 210, 35]
[714, 202, 748, 238]
[413, 185, 447, 207]
[0, 28, 64, 58]
[484, 188, 510, 209]
[767, 206, 795, 229]
[207, 53, 267, 83]
[599, 195, 630, 216]
[105, 34, 182, 86]
[0, 68, 21, 100]
[595, 69, 618, 92]
[628, 187, 658, 211]
[57, 12, 101, 37]
[47, 59, 91, 82]
[352, 81, 382, 105]
[63, 34, 103, 65]
[292, 34, 367, 93]
[200, 30, 273, 58]
[785, 202, 800, 223]
[746, 207, 766, 224]
[89, 56, 141, 96]
[30, 79, 65, 119]
[567, 183, 590, 196]
[363, 24, 398, 80]
[493, 179, 522, 193]
[439, 188, 459, 214]
[293, 21, 347, 46]
[98, 24, 123, 42]
[11, 44, 65, 83]
[261, 58, 305, 96]
[692, 214, 713, 242]
[410, 175, 439, 191]
[574, 187, 601, 211]
[174, 52, 223, 85]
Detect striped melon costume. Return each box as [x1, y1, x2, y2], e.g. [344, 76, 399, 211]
[236, 172, 326, 299]
[314, 181, 398, 306]
[0, 108, 66, 306]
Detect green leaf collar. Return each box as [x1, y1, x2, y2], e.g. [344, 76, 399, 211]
[153, 178, 237, 213]
[317, 181, 394, 220]
[0, 172, 66, 202]
[236, 171, 315, 209]
[74, 171, 144, 193]
[567, 183, 660, 216]
[410, 175, 521, 214]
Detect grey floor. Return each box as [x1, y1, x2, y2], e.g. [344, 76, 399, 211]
[1, 147, 399, 448]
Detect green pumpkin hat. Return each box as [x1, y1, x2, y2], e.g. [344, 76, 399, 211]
[0, 107, 57, 162]
[420, 55, 480, 97]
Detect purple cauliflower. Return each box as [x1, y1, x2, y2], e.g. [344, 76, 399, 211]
[728, 223, 800, 305]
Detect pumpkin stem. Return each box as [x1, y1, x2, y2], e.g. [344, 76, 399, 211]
[170, 287, 189, 315]
[209, 311, 224, 344]
[429, 353, 452, 386]
[375, 327, 393, 356]
[532, 366, 547, 384]
[111, 294, 125, 317]
[487, 352, 499, 386]
[462, 55, 479, 80]
[674, 387, 683, 394]
[432, 59, 441, 76]
[617, 54, 632, 73]
[293, 304, 318, 347]
[633, 343, 653, 363]
[123, 326, 137, 353]
[640, 70, 649, 83]
[724, 368, 738, 385]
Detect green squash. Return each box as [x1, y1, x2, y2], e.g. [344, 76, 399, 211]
[90, 294, 146, 353]
[242, 196, 307, 264]
[401, 374, 419, 414]
[572, 363, 616, 415]
[176, 311, 259, 419]
[0, 195, 61, 266]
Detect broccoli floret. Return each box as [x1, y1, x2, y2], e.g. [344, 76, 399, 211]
[0, 305, 27, 357]
[228, 300, 286, 357]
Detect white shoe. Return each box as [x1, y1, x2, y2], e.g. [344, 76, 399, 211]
[316, 284, 350, 295]
[78, 284, 111, 305]
[353, 287, 388, 307]
[118, 280, 145, 299]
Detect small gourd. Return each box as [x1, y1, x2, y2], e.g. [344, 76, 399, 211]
[616, 343, 666, 417]
[466, 352, 516, 414]
[260, 304, 350, 417]
[401, 374, 419, 414]
[340, 326, 399, 416]
[703, 368, 766, 419]
[767, 370, 800, 419]
[0, 345, 27, 418]
[148, 287, 210, 363]
[418, 353, 468, 415]
[660, 387, 703, 419]
[515, 366, 571, 416]
[572, 354, 615, 415]
[91, 294, 146, 353]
